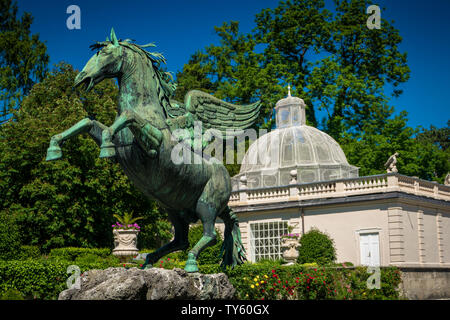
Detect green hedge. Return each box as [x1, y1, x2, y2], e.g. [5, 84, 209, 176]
[0, 248, 403, 300]
[16, 246, 41, 260]
[48, 247, 112, 261]
[0, 257, 120, 300]
[0, 259, 69, 299]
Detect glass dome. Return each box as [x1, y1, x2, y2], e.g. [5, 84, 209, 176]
[232, 91, 359, 190]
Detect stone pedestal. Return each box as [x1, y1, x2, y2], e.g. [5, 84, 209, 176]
[58, 267, 236, 300]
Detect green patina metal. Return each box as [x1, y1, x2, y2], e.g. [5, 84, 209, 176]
[45, 28, 261, 272]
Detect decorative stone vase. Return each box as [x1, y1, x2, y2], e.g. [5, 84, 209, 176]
[112, 229, 139, 262]
[281, 237, 300, 265]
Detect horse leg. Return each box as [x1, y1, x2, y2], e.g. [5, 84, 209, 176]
[46, 118, 109, 161]
[100, 109, 162, 158]
[184, 200, 218, 273]
[142, 210, 190, 269]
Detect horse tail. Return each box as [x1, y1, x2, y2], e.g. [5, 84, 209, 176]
[219, 206, 247, 269]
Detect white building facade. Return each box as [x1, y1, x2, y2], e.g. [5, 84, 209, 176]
[217, 93, 450, 269]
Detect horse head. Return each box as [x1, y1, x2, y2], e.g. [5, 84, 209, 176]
[74, 28, 124, 92]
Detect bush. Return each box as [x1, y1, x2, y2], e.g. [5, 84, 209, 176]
[48, 247, 111, 261]
[0, 212, 22, 261]
[73, 253, 119, 267]
[17, 246, 41, 260]
[0, 288, 25, 300]
[0, 259, 69, 299]
[297, 228, 336, 265]
[342, 262, 354, 267]
[179, 225, 223, 265]
[222, 263, 402, 300]
[0, 257, 121, 300]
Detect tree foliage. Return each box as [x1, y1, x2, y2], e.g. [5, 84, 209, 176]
[0, 212, 21, 260]
[0, 0, 49, 123]
[341, 112, 449, 182]
[0, 63, 172, 251]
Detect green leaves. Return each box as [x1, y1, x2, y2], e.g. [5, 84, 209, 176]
[113, 212, 144, 226]
[0, 0, 49, 123]
[341, 112, 449, 181]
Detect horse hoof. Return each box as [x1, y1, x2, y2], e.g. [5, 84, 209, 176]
[184, 254, 199, 273]
[99, 144, 116, 158]
[46, 145, 62, 161]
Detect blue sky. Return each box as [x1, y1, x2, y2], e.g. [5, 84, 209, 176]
[17, 0, 450, 130]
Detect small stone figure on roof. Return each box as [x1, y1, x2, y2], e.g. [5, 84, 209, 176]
[445, 173, 450, 186]
[385, 152, 399, 173]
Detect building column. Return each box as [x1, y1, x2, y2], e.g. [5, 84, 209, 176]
[436, 211, 444, 265]
[417, 210, 425, 264]
[388, 206, 405, 264]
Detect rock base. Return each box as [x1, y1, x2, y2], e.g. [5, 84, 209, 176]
[59, 267, 236, 300]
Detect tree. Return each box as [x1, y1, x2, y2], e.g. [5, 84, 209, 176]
[175, 21, 276, 129]
[341, 112, 449, 182]
[254, 0, 333, 127]
[0, 63, 172, 251]
[417, 121, 450, 152]
[307, 0, 410, 140]
[0, 0, 49, 123]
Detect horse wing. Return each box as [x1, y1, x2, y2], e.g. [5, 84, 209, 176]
[167, 99, 187, 117]
[184, 90, 261, 137]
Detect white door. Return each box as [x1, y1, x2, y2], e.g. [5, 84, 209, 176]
[360, 233, 380, 266]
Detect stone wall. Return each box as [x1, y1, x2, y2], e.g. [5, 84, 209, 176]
[399, 267, 450, 300]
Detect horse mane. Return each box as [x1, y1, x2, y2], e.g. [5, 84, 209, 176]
[90, 39, 177, 118]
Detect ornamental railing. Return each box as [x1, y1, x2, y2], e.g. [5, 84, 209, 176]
[228, 173, 450, 206]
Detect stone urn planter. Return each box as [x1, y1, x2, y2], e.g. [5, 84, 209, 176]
[112, 228, 139, 262]
[281, 236, 300, 265]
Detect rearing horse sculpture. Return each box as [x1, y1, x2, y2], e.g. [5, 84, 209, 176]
[45, 28, 261, 272]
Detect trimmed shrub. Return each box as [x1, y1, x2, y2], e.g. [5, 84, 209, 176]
[17, 246, 41, 260]
[0, 288, 25, 300]
[0, 259, 69, 299]
[0, 257, 120, 300]
[48, 247, 111, 261]
[297, 228, 336, 265]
